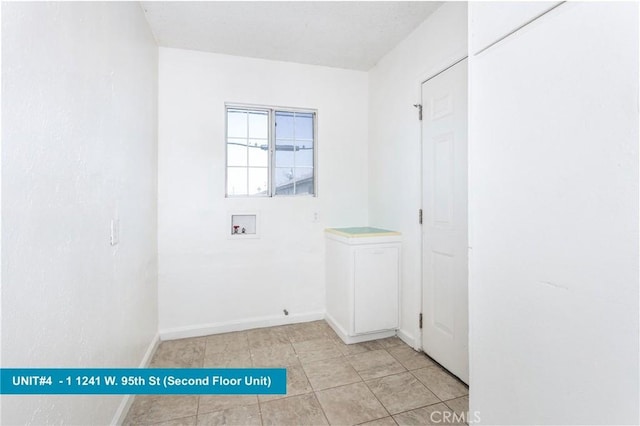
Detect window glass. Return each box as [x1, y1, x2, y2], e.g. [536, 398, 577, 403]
[248, 112, 268, 139]
[294, 168, 314, 195]
[226, 106, 315, 197]
[248, 168, 268, 195]
[227, 110, 247, 138]
[296, 145, 314, 168]
[248, 141, 268, 167]
[275, 111, 294, 139]
[227, 168, 247, 196]
[294, 113, 314, 140]
[275, 141, 295, 168]
[227, 141, 247, 167]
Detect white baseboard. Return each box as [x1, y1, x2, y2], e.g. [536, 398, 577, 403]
[111, 333, 160, 425]
[159, 311, 325, 341]
[140, 333, 161, 367]
[325, 313, 397, 344]
[325, 312, 350, 342]
[397, 328, 420, 350]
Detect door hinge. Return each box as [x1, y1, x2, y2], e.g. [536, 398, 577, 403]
[413, 103, 422, 121]
[419, 313, 423, 329]
[419, 209, 423, 225]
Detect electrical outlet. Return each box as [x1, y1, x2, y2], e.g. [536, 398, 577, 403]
[110, 219, 119, 246]
[313, 212, 320, 223]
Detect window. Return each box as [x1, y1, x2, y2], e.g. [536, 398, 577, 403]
[226, 105, 316, 197]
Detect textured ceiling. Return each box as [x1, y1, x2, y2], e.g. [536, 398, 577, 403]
[141, 1, 442, 71]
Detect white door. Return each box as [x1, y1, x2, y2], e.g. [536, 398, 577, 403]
[421, 59, 469, 384]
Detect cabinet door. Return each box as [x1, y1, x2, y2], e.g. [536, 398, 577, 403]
[354, 246, 399, 334]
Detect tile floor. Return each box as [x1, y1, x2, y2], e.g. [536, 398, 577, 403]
[124, 321, 469, 425]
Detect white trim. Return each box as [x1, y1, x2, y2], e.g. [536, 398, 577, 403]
[325, 311, 349, 341]
[326, 312, 397, 344]
[471, 2, 564, 56]
[159, 311, 325, 341]
[416, 47, 468, 87]
[110, 333, 160, 425]
[225, 102, 316, 115]
[397, 328, 420, 351]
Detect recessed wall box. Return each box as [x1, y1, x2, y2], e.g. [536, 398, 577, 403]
[229, 213, 259, 239]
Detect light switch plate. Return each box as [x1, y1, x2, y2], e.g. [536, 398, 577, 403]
[110, 219, 119, 246]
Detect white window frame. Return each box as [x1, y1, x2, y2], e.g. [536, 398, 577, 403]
[225, 103, 318, 198]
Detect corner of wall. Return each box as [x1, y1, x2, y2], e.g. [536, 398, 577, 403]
[110, 333, 161, 425]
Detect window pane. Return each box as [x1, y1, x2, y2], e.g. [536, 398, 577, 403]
[227, 143, 247, 167]
[248, 141, 268, 167]
[227, 110, 247, 138]
[294, 168, 314, 195]
[274, 167, 295, 195]
[296, 146, 313, 168]
[226, 107, 315, 198]
[275, 111, 294, 139]
[248, 167, 268, 195]
[294, 113, 314, 140]
[275, 141, 294, 167]
[227, 167, 247, 196]
[248, 111, 268, 139]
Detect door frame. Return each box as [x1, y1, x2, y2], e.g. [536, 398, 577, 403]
[418, 53, 469, 359]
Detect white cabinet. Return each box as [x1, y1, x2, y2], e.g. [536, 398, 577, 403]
[325, 227, 401, 344]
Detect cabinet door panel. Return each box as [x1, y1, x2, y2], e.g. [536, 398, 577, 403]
[354, 247, 399, 334]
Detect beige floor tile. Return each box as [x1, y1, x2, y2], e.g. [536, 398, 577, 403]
[154, 416, 197, 426]
[358, 417, 398, 426]
[315, 321, 341, 341]
[333, 339, 385, 356]
[412, 366, 468, 401]
[316, 382, 389, 425]
[313, 320, 335, 332]
[261, 393, 329, 426]
[302, 356, 362, 390]
[387, 345, 436, 370]
[196, 404, 261, 426]
[149, 338, 206, 368]
[294, 338, 342, 363]
[197, 394, 258, 415]
[347, 349, 406, 380]
[205, 331, 249, 354]
[322, 326, 341, 341]
[124, 395, 198, 425]
[377, 336, 404, 348]
[366, 372, 440, 415]
[127, 323, 474, 426]
[259, 364, 313, 402]
[203, 348, 252, 368]
[285, 321, 332, 343]
[247, 326, 290, 349]
[443, 395, 469, 420]
[393, 402, 463, 426]
[250, 342, 299, 367]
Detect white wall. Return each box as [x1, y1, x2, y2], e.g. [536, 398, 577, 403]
[469, 1, 561, 55]
[468, 2, 639, 424]
[368, 3, 468, 347]
[158, 48, 368, 338]
[1, 2, 158, 424]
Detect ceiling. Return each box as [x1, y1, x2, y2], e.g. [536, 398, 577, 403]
[141, 1, 442, 71]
